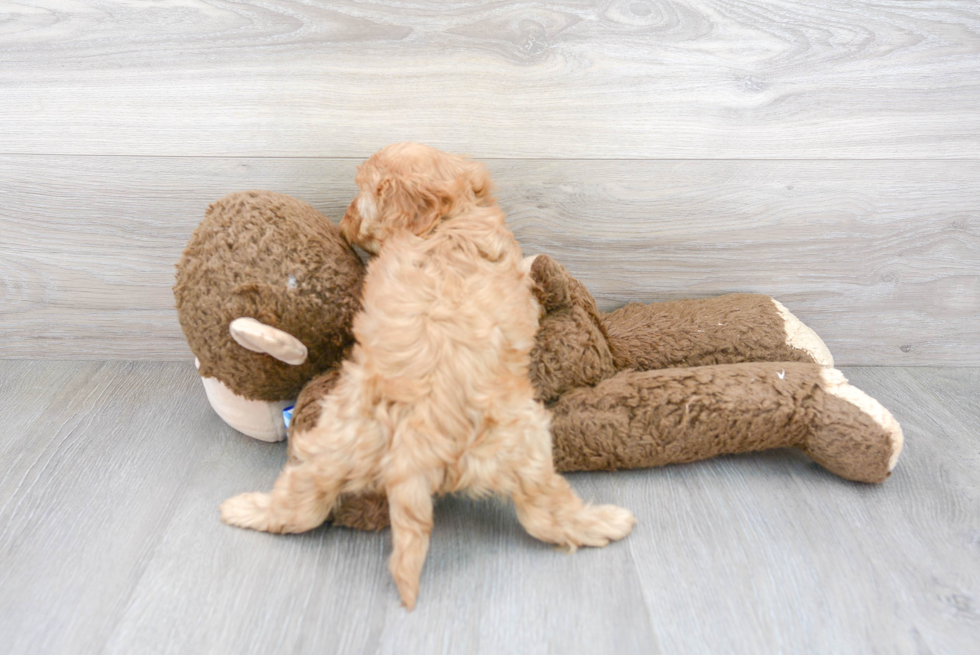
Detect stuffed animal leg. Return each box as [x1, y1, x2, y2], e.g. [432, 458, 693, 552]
[602, 293, 833, 371]
[527, 254, 835, 404]
[549, 361, 902, 483]
[528, 256, 900, 482]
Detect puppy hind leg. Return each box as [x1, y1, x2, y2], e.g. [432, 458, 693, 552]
[386, 474, 436, 611]
[501, 407, 635, 550]
[220, 458, 342, 534]
[512, 466, 635, 551]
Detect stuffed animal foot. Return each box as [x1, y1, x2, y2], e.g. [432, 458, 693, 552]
[549, 362, 902, 483]
[805, 368, 903, 482]
[771, 299, 834, 367]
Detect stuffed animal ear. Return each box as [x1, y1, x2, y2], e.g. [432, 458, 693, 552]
[229, 317, 308, 365]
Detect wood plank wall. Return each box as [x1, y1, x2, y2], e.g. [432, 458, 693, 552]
[1, 1, 978, 364]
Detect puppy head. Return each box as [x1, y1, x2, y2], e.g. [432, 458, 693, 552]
[341, 143, 494, 253]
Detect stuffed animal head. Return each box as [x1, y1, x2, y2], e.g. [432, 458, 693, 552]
[174, 191, 365, 439]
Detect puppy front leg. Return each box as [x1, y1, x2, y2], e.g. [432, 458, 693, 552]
[220, 458, 343, 534]
[387, 475, 435, 610]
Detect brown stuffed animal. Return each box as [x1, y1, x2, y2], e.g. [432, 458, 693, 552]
[175, 191, 903, 531]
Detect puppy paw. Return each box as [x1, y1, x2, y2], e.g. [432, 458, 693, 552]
[220, 492, 274, 532]
[570, 504, 636, 549]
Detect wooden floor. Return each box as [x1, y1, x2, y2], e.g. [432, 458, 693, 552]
[0, 361, 977, 654]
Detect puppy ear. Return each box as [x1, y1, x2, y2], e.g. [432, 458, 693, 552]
[407, 159, 494, 231]
[340, 200, 362, 244]
[413, 180, 457, 233]
[461, 160, 494, 205]
[380, 174, 455, 236]
[376, 176, 395, 202]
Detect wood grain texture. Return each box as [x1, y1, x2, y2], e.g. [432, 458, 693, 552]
[615, 365, 980, 654]
[0, 361, 222, 655]
[0, 361, 977, 654]
[2, 155, 977, 364]
[1, 0, 978, 158]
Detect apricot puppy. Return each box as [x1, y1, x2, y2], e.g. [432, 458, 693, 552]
[220, 143, 634, 609]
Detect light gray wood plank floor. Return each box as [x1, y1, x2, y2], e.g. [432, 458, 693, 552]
[0, 361, 977, 654]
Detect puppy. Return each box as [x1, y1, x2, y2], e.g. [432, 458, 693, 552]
[220, 143, 635, 609]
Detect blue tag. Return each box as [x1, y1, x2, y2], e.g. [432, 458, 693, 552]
[283, 404, 295, 430]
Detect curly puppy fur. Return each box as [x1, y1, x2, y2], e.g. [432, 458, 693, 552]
[220, 144, 634, 609]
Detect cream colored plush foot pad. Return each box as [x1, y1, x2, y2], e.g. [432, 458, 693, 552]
[772, 299, 835, 367]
